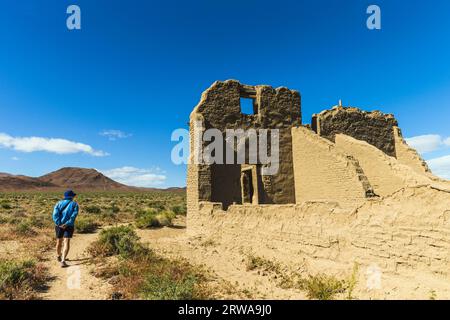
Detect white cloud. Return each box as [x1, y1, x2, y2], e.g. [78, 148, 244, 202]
[0, 133, 108, 157]
[11, 156, 19, 161]
[427, 155, 450, 180]
[405, 134, 450, 180]
[100, 130, 132, 141]
[405, 134, 446, 154]
[445, 137, 450, 147]
[100, 166, 166, 187]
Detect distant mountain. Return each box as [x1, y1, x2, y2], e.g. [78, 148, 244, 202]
[0, 172, 58, 191]
[39, 167, 129, 191]
[0, 167, 186, 193]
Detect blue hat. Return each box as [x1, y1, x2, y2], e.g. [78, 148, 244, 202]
[64, 190, 77, 199]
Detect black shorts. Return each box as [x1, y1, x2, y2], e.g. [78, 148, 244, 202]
[55, 225, 75, 239]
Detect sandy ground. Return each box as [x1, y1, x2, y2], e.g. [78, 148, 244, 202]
[4, 208, 450, 300]
[39, 231, 111, 300]
[29, 216, 306, 300]
[2, 215, 446, 300]
[136, 218, 308, 300]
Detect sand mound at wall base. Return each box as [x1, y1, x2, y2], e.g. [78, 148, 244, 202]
[190, 184, 450, 299]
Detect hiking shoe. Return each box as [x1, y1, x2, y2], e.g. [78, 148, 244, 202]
[60, 261, 68, 268]
[57, 256, 62, 262]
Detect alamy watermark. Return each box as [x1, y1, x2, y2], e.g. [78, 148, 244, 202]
[366, 264, 382, 290]
[66, 266, 81, 290]
[66, 5, 81, 30]
[171, 120, 280, 175]
[367, 5, 381, 30]
[64, 5, 379, 32]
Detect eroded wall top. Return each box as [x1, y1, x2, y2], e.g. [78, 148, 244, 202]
[191, 79, 301, 130]
[312, 106, 398, 157]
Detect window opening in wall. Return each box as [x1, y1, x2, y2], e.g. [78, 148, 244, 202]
[240, 97, 257, 115]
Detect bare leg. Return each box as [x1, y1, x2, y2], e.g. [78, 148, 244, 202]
[62, 238, 71, 261]
[56, 238, 63, 258]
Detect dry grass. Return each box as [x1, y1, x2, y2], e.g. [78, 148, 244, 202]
[0, 190, 186, 300]
[88, 225, 214, 300]
[244, 252, 360, 300]
[0, 191, 186, 239]
[245, 253, 282, 274]
[297, 274, 347, 300]
[135, 209, 176, 229]
[0, 259, 49, 300]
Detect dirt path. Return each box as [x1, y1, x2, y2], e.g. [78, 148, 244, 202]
[40, 230, 111, 300]
[39, 217, 306, 300]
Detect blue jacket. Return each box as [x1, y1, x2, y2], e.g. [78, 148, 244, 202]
[52, 199, 79, 227]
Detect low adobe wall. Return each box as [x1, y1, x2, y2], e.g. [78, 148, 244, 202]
[188, 184, 450, 298]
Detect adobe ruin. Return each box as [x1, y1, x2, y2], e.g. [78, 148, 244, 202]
[187, 80, 301, 212]
[187, 80, 431, 214]
[186, 80, 450, 299]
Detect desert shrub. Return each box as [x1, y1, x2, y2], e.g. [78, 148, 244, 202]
[429, 290, 437, 300]
[141, 273, 199, 300]
[136, 256, 211, 300]
[0, 259, 48, 299]
[151, 201, 166, 210]
[0, 201, 12, 210]
[76, 217, 99, 234]
[171, 204, 186, 216]
[298, 275, 346, 300]
[135, 209, 159, 228]
[28, 215, 48, 229]
[89, 226, 145, 258]
[135, 209, 175, 229]
[245, 254, 281, 273]
[109, 203, 120, 214]
[100, 211, 116, 221]
[85, 205, 102, 214]
[109, 250, 211, 300]
[346, 263, 359, 300]
[0, 216, 7, 224]
[14, 221, 36, 237]
[7, 217, 21, 225]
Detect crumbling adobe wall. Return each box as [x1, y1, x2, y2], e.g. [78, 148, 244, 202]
[188, 80, 301, 213]
[335, 134, 432, 197]
[291, 126, 374, 208]
[312, 106, 398, 157]
[190, 184, 450, 299]
[393, 126, 431, 175]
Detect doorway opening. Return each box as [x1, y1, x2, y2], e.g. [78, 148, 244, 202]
[241, 168, 254, 204]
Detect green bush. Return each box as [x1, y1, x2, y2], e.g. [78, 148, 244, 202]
[0, 214, 9, 224]
[29, 215, 48, 229]
[76, 217, 99, 234]
[146, 201, 165, 211]
[298, 275, 346, 300]
[92, 226, 145, 258]
[246, 254, 281, 273]
[85, 205, 102, 214]
[171, 204, 186, 216]
[109, 203, 120, 214]
[135, 209, 175, 229]
[141, 273, 198, 300]
[14, 221, 36, 236]
[0, 259, 47, 299]
[0, 201, 12, 210]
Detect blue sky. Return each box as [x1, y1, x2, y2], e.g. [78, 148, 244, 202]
[0, 0, 450, 186]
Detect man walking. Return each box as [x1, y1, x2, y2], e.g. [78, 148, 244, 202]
[52, 190, 79, 268]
